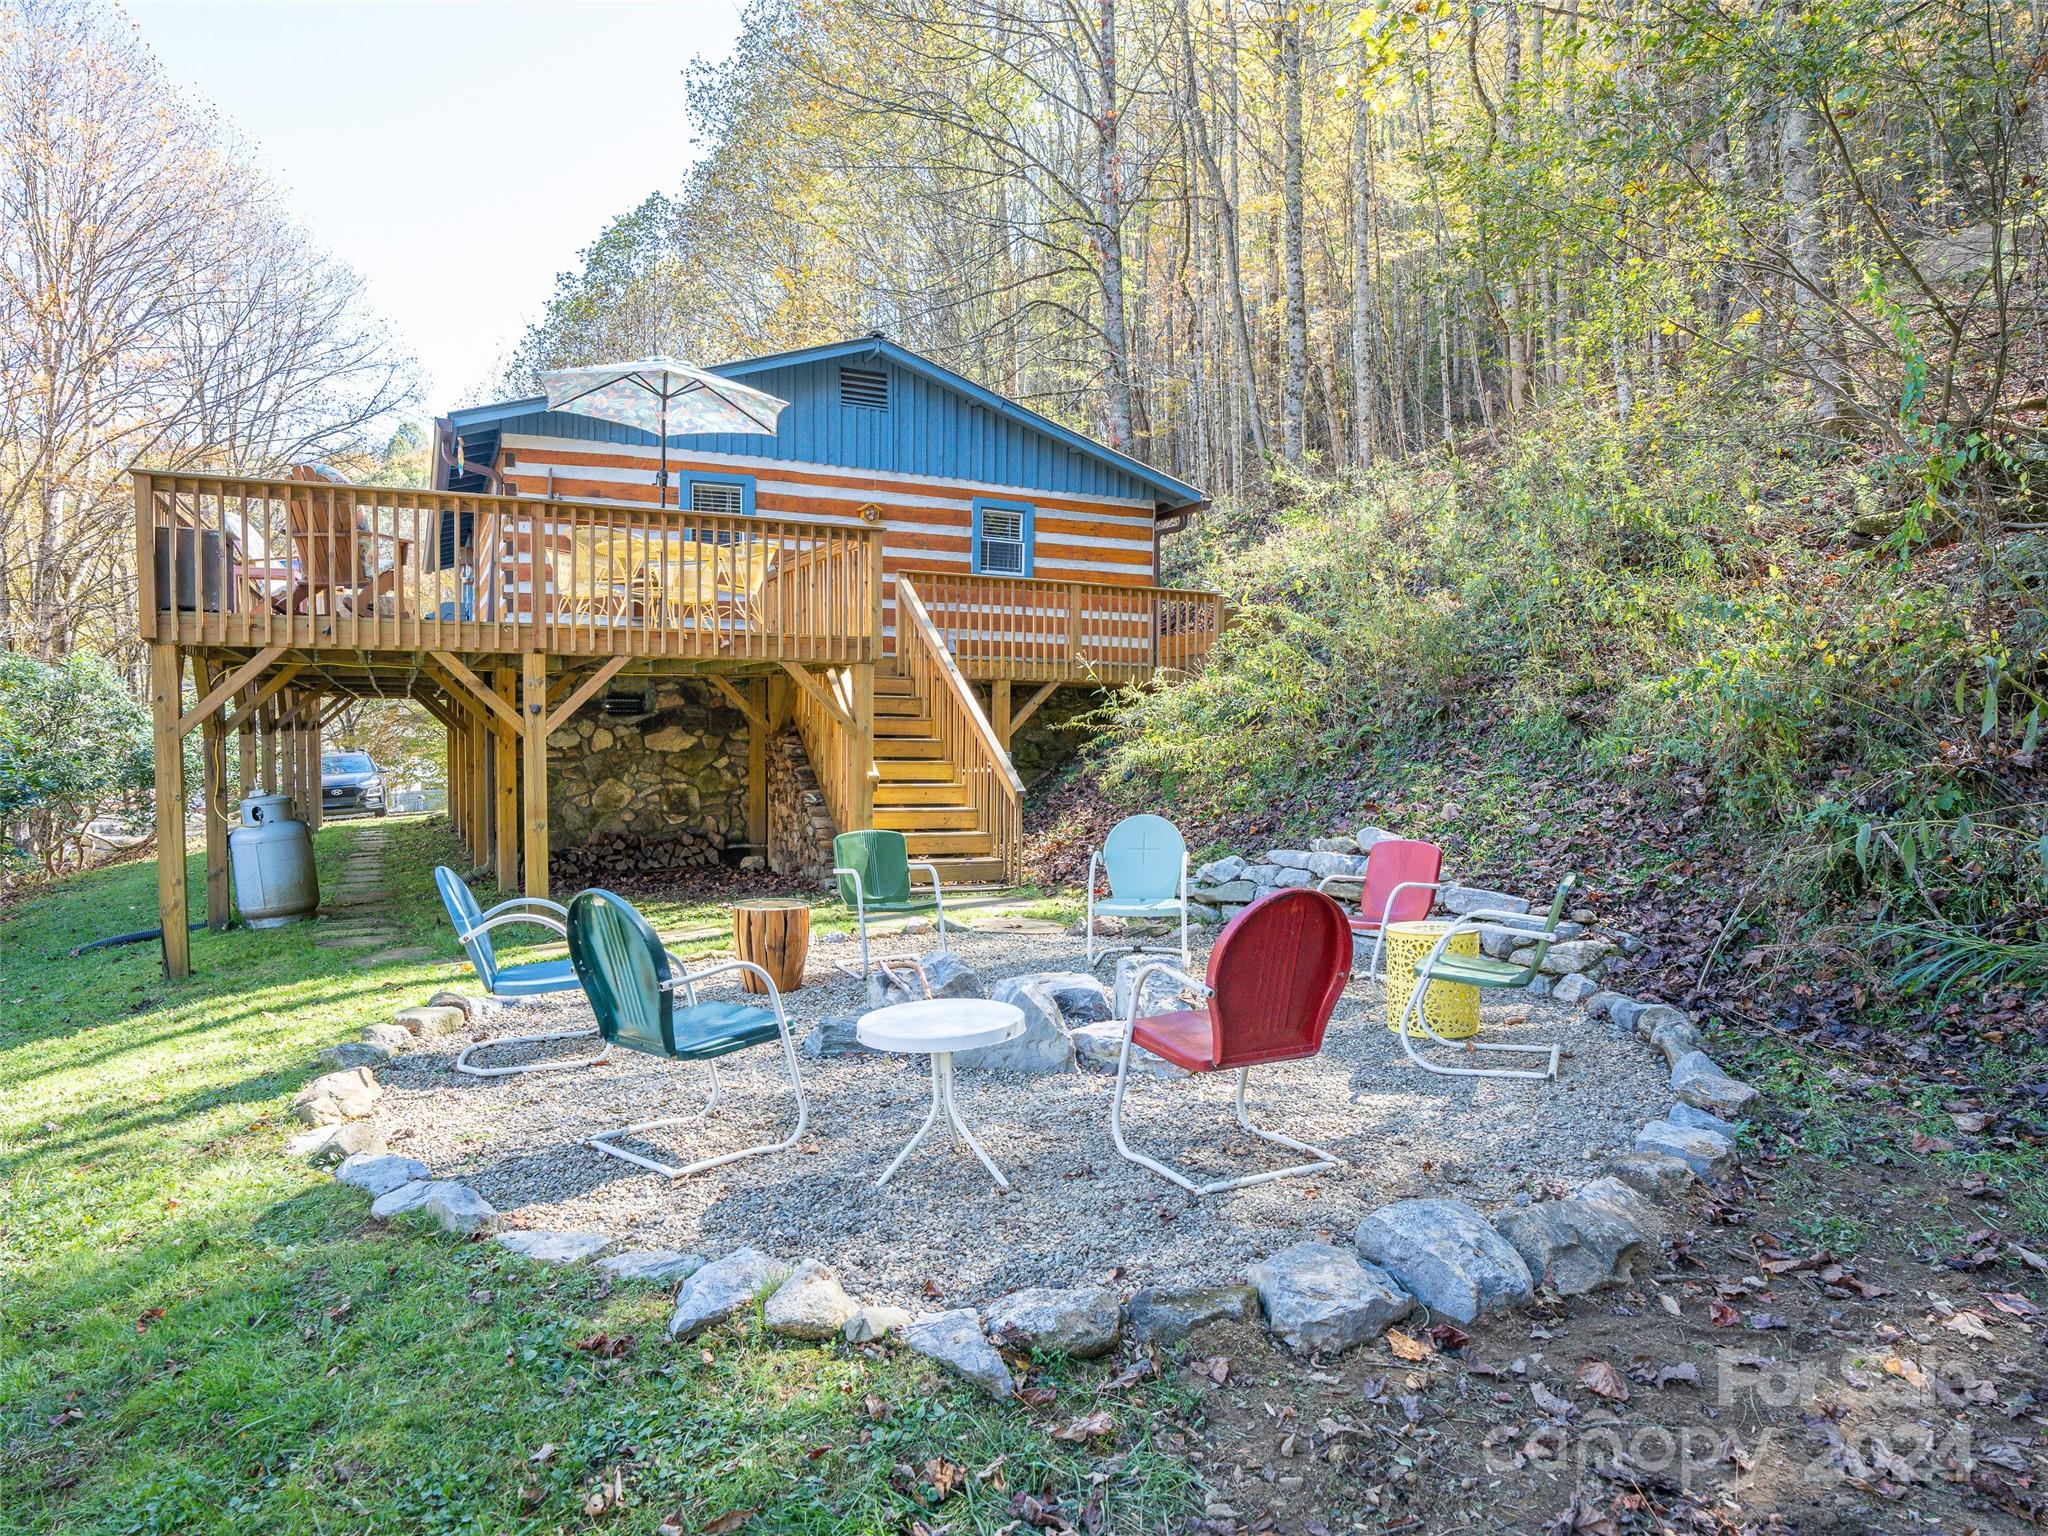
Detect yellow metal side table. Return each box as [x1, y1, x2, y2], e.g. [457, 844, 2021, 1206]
[1383, 919, 1481, 1040]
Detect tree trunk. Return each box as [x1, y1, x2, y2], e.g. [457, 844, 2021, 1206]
[1278, 6, 1308, 461]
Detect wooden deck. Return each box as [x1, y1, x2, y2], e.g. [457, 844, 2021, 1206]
[134, 470, 1223, 977]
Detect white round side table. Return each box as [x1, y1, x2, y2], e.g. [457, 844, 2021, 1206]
[856, 998, 1026, 1190]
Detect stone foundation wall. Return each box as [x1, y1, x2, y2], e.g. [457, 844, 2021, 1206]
[547, 681, 749, 862]
[767, 728, 836, 888]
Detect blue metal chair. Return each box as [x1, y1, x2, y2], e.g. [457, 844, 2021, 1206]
[567, 889, 807, 1180]
[434, 865, 609, 1078]
[1085, 813, 1191, 970]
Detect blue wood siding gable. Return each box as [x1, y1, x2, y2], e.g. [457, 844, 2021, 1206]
[447, 338, 1203, 512]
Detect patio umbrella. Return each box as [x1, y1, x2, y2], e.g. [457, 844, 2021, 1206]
[539, 357, 787, 500]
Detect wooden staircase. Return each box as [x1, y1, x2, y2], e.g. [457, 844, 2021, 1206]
[869, 668, 1010, 885]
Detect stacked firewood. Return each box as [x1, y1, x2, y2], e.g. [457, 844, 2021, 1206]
[550, 827, 726, 888]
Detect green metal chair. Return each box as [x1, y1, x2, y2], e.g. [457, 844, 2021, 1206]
[1393, 874, 1578, 1082]
[832, 829, 949, 979]
[565, 888, 807, 1180]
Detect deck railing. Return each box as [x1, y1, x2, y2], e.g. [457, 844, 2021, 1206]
[898, 569, 1225, 683]
[896, 575, 1023, 876]
[135, 470, 879, 663]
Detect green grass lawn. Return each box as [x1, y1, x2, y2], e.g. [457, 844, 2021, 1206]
[0, 817, 1191, 1534]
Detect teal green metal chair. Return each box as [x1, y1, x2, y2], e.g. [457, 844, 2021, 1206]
[1394, 874, 1579, 1082]
[566, 889, 807, 1179]
[833, 829, 949, 978]
[1085, 813, 1190, 970]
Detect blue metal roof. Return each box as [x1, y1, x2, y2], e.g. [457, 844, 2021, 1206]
[442, 336, 1205, 513]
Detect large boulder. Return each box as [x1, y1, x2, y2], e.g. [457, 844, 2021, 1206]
[1492, 1193, 1651, 1295]
[902, 1310, 1013, 1399]
[868, 951, 983, 1008]
[1069, 1021, 1187, 1078]
[1634, 1119, 1736, 1182]
[1124, 1284, 1260, 1345]
[1250, 1242, 1414, 1354]
[956, 976, 1076, 1073]
[981, 1286, 1121, 1359]
[1353, 1199, 1534, 1324]
[291, 1067, 381, 1126]
[1040, 974, 1114, 1025]
[764, 1258, 858, 1340]
[1669, 1051, 1759, 1117]
[667, 1248, 790, 1339]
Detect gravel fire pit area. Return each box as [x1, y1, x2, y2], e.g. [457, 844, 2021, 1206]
[372, 923, 1668, 1305]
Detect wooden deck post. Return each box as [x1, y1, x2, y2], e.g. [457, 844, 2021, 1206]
[305, 689, 324, 832]
[521, 652, 549, 896]
[746, 677, 768, 849]
[200, 664, 231, 930]
[149, 641, 191, 980]
[467, 713, 488, 864]
[494, 667, 519, 889]
[990, 679, 1013, 752]
[446, 720, 461, 838]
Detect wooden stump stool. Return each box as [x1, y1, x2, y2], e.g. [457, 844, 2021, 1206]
[732, 897, 811, 993]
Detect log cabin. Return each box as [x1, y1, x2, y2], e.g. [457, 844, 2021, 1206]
[135, 334, 1221, 977]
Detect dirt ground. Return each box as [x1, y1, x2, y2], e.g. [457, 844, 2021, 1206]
[1120, 1147, 2047, 1535]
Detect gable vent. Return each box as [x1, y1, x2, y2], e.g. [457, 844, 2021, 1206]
[689, 479, 745, 517]
[839, 365, 889, 410]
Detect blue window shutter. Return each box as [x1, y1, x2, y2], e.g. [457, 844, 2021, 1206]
[971, 498, 1034, 576]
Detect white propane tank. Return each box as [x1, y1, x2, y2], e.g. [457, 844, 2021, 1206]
[229, 793, 319, 926]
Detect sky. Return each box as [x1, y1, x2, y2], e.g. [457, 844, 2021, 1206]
[128, 1, 746, 416]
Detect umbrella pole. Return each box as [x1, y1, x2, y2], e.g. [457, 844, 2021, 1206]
[659, 398, 669, 504]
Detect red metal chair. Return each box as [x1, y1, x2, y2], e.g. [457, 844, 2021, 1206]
[1316, 838, 1443, 978]
[1109, 887, 1353, 1195]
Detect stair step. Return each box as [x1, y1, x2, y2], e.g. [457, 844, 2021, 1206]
[922, 856, 1010, 886]
[875, 758, 960, 782]
[873, 737, 947, 760]
[874, 779, 971, 805]
[875, 675, 917, 696]
[875, 714, 936, 737]
[876, 694, 924, 717]
[873, 805, 979, 832]
[904, 830, 995, 857]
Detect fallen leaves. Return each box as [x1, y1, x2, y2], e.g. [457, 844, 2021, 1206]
[1707, 1300, 1740, 1328]
[1385, 1327, 1433, 1362]
[571, 1331, 633, 1358]
[1050, 1409, 1114, 1443]
[582, 1466, 624, 1519]
[1576, 1359, 1630, 1402]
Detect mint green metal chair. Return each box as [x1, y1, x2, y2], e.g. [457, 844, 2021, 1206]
[1085, 813, 1190, 970]
[1394, 874, 1578, 1082]
[833, 829, 948, 978]
[566, 888, 806, 1180]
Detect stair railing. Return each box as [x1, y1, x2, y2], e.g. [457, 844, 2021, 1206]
[895, 574, 1024, 881]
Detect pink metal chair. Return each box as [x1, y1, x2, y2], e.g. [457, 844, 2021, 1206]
[1316, 838, 1443, 978]
[1109, 887, 1353, 1195]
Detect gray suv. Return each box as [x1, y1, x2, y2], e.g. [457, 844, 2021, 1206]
[320, 752, 387, 818]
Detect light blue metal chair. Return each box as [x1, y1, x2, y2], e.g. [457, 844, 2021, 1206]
[1085, 813, 1191, 970]
[567, 888, 807, 1180]
[434, 865, 608, 1078]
